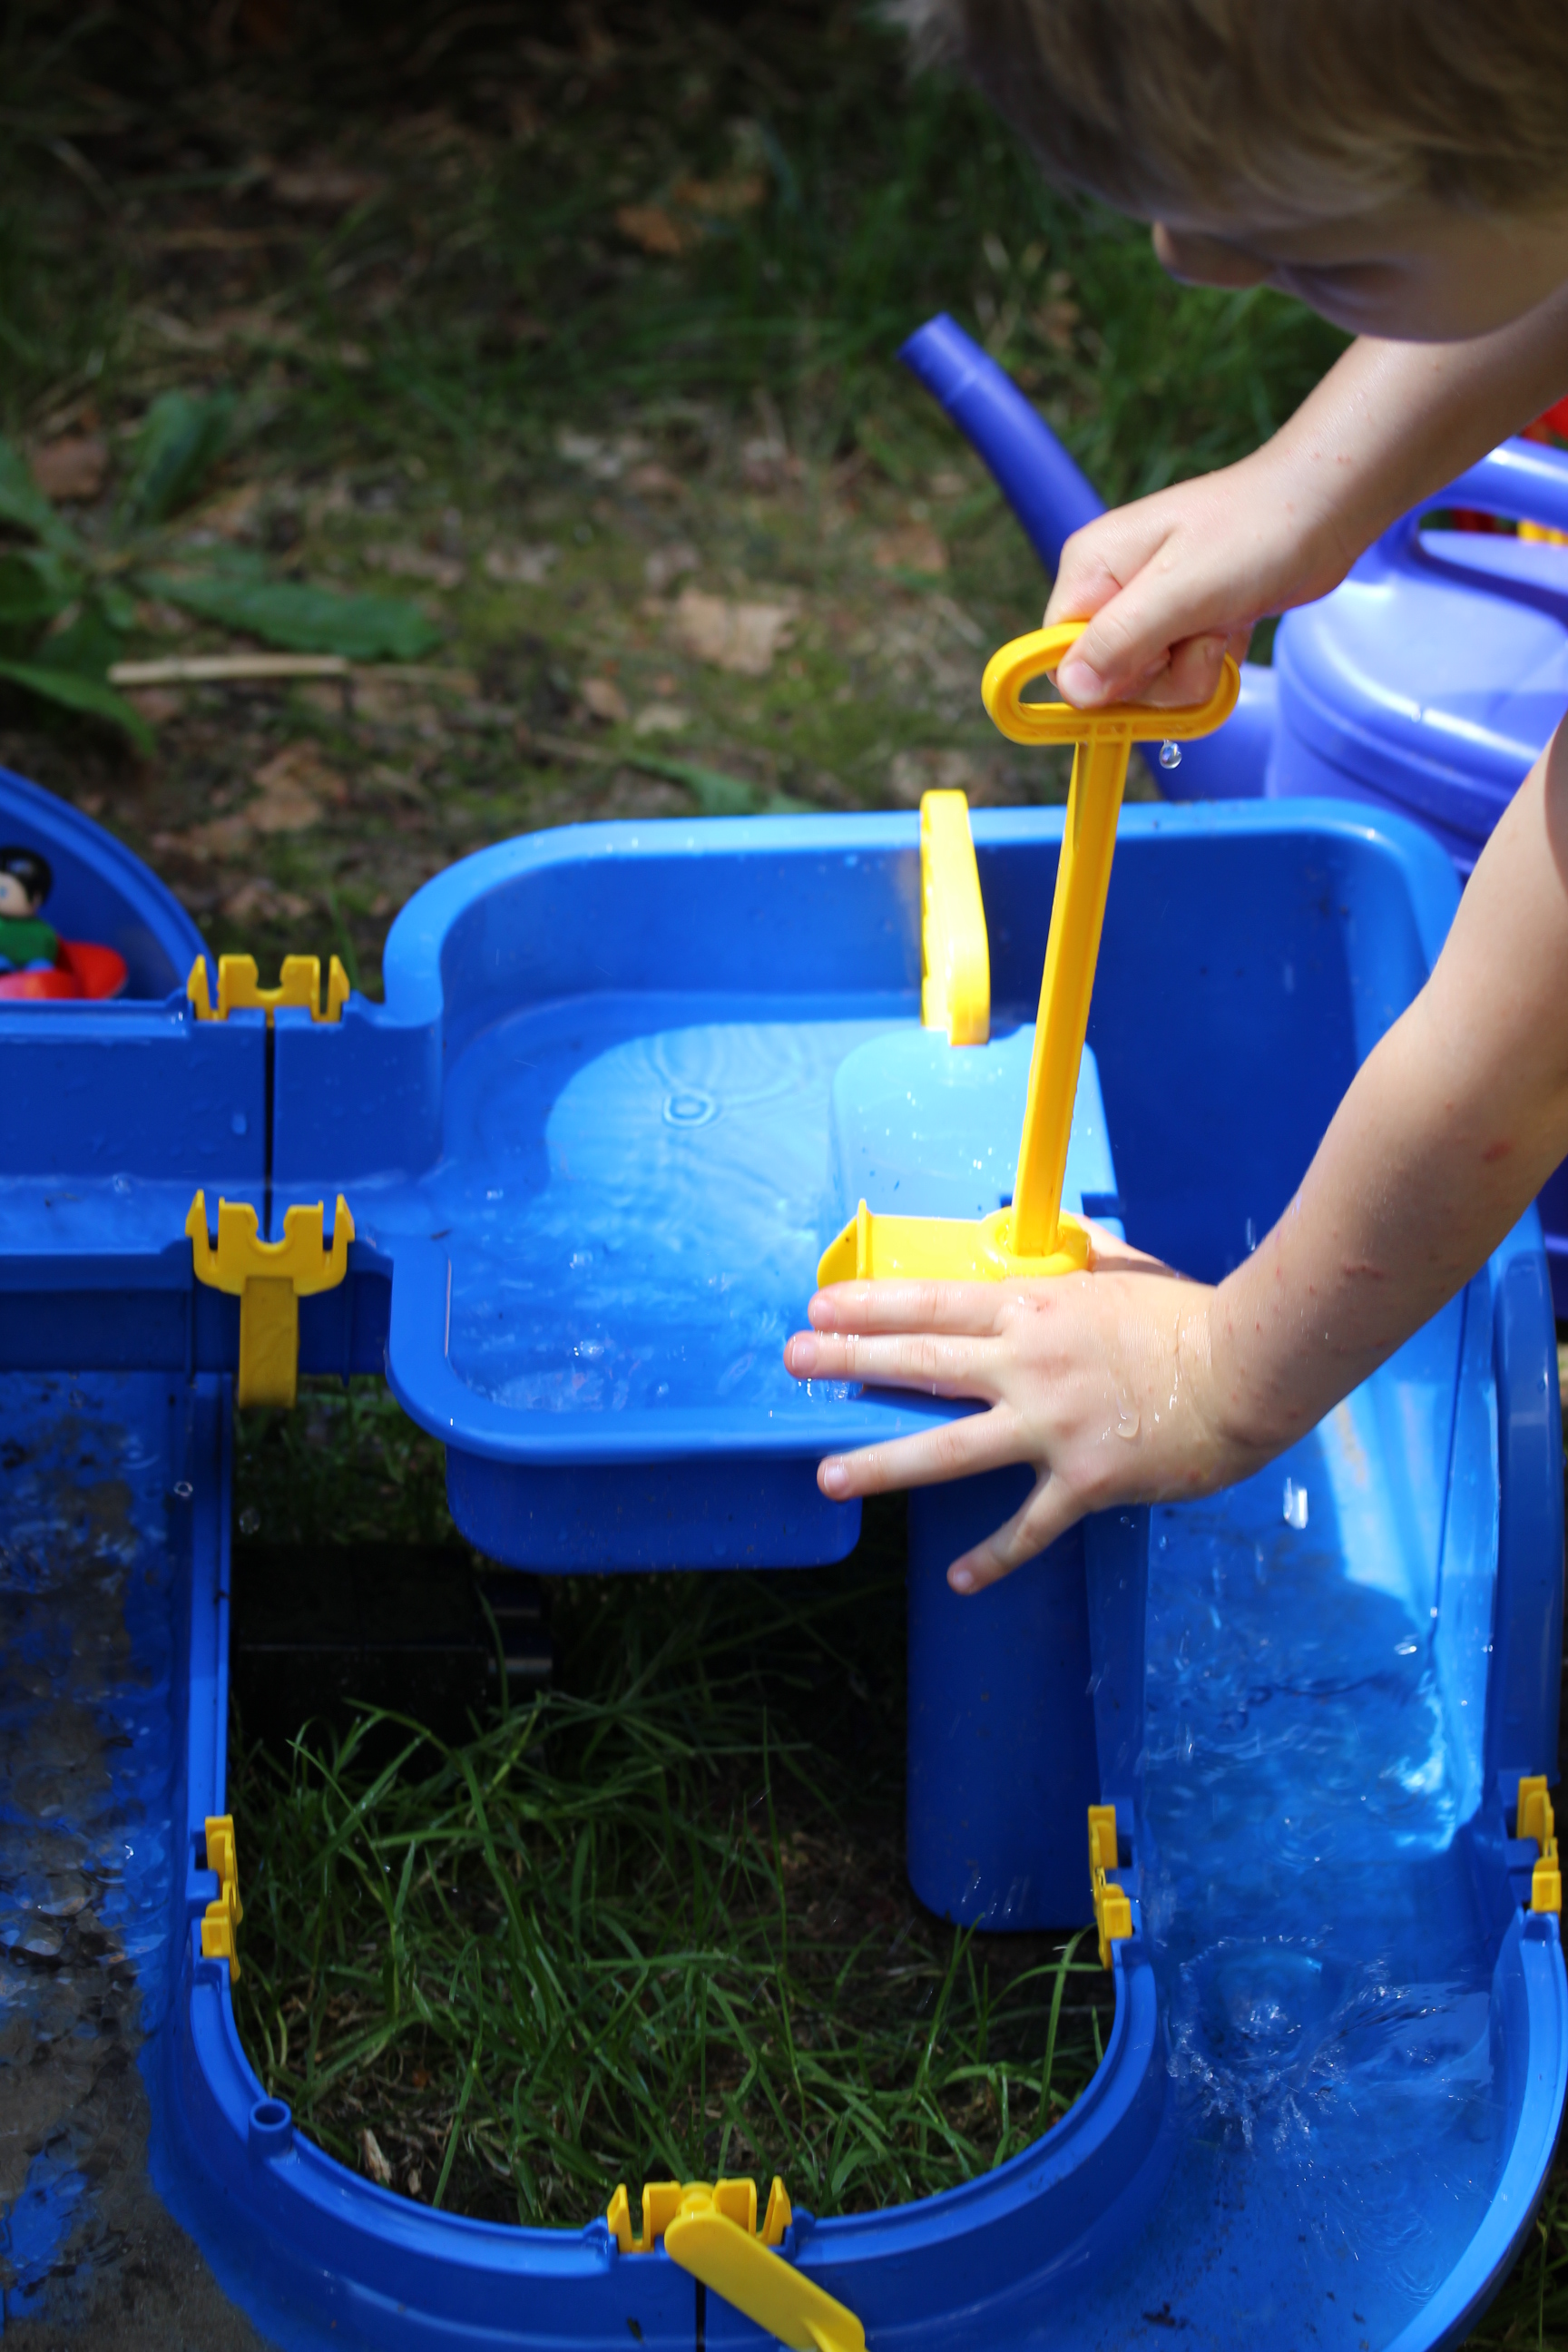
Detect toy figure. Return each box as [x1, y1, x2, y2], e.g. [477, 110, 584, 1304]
[0, 842, 126, 1002]
[0, 848, 58, 975]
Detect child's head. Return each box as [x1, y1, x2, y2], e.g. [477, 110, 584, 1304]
[906, 0, 1568, 339]
[0, 847, 52, 921]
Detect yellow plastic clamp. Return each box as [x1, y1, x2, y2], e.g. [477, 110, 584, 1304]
[187, 953, 349, 1025]
[818, 622, 1239, 1289]
[1517, 1776, 1562, 1915]
[607, 2180, 860, 2352]
[1088, 1802, 1132, 1969]
[201, 1812, 243, 1984]
[920, 788, 990, 1045]
[186, 1191, 355, 1409]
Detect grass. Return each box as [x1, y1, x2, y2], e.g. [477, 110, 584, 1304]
[230, 1390, 1107, 2224]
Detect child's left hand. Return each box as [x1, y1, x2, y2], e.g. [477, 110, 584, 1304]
[782, 1230, 1264, 1594]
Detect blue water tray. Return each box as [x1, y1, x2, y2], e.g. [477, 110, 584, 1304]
[267, 799, 1461, 1573]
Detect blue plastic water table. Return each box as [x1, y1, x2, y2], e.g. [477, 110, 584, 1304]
[0, 728, 1563, 2349]
[899, 316, 1568, 1307]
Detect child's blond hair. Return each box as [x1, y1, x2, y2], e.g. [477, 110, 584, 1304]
[904, 0, 1568, 224]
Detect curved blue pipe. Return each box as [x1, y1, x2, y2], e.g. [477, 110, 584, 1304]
[898, 312, 1102, 573]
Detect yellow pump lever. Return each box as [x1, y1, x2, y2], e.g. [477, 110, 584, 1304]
[662, 2186, 864, 2352]
[818, 621, 1240, 1286]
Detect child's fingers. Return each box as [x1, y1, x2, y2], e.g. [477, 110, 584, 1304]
[946, 1473, 1084, 1593]
[784, 1324, 999, 1396]
[1057, 619, 1230, 712]
[815, 1405, 1021, 1501]
[807, 1279, 1011, 1335]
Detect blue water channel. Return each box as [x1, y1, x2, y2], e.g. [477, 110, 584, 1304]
[1055, 1434, 1505, 2348]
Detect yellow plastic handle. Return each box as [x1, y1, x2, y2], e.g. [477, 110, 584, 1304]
[982, 621, 1240, 748]
[663, 2198, 864, 2352]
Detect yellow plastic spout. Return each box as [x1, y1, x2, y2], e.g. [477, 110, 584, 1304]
[817, 622, 1240, 1289]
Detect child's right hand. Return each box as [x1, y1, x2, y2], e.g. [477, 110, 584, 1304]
[1044, 441, 1354, 710]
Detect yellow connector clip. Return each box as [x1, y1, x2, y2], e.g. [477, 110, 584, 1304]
[1088, 1802, 1132, 1969]
[606, 2179, 860, 2352]
[186, 1191, 355, 1409]
[201, 1812, 243, 1984]
[187, 953, 350, 1025]
[1517, 1776, 1562, 1915]
[920, 788, 990, 1045]
[607, 2176, 792, 2255]
[818, 622, 1239, 1290]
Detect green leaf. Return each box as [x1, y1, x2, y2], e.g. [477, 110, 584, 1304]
[139, 569, 441, 661]
[0, 434, 79, 554]
[0, 549, 74, 630]
[624, 750, 806, 816]
[0, 658, 152, 750]
[42, 600, 122, 681]
[122, 389, 236, 526]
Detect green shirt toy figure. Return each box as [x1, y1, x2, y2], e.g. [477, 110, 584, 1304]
[0, 848, 58, 975]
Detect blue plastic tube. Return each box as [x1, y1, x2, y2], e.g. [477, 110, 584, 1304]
[899, 313, 1103, 573]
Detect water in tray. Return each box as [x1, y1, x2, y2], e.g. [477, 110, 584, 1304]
[438, 996, 892, 1414]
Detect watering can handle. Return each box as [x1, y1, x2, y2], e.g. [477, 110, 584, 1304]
[982, 622, 1241, 747]
[1376, 436, 1568, 570]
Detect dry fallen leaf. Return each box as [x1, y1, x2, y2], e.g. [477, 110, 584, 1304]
[643, 542, 700, 593]
[273, 157, 387, 211]
[632, 702, 691, 737]
[190, 481, 262, 540]
[555, 427, 646, 482]
[872, 523, 949, 577]
[30, 434, 109, 503]
[484, 543, 559, 587]
[364, 542, 465, 591]
[250, 742, 348, 833]
[581, 678, 631, 725]
[360, 2127, 393, 2186]
[887, 748, 1004, 808]
[672, 586, 799, 677]
[614, 203, 690, 257]
[223, 877, 311, 922]
[162, 813, 255, 862]
[670, 170, 767, 219]
[126, 687, 184, 726]
[626, 461, 685, 500]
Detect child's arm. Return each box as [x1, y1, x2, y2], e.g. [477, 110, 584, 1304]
[1046, 285, 1568, 711]
[784, 723, 1568, 1592]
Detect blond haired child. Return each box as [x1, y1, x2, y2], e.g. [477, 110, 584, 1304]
[786, 0, 1568, 1590]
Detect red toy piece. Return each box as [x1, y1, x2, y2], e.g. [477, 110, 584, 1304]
[0, 939, 129, 1001]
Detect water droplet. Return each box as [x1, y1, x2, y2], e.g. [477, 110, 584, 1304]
[111, 1172, 132, 1196]
[1282, 1478, 1308, 1530]
[1115, 1404, 1140, 1442]
[1159, 740, 1181, 769]
[238, 1505, 260, 1535]
[1395, 1638, 1418, 1656]
[172, 1481, 193, 1501]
